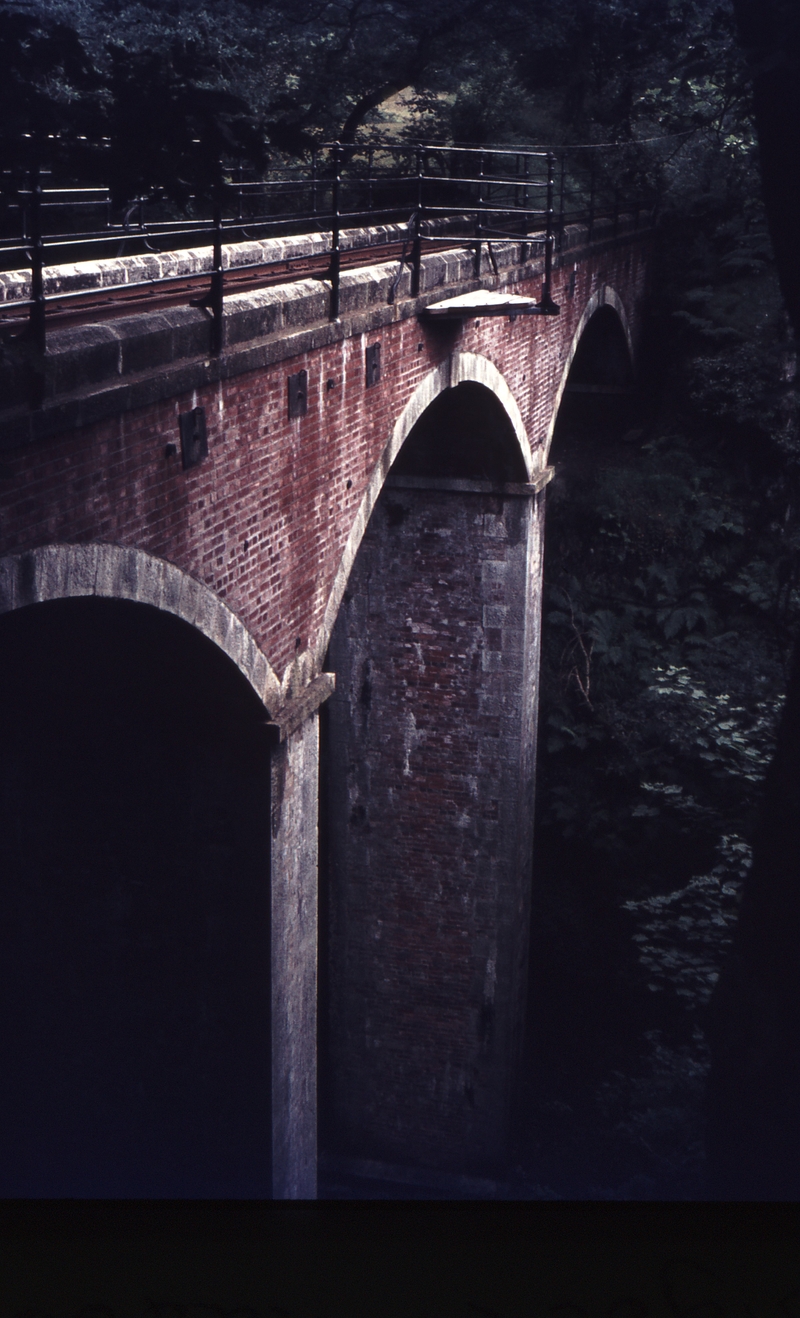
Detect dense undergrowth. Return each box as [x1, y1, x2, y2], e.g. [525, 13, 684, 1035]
[519, 193, 800, 1198]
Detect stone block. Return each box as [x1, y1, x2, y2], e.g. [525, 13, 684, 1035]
[45, 324, 121, 397]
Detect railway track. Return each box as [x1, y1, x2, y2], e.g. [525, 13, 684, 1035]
[0, 236, 473, 334]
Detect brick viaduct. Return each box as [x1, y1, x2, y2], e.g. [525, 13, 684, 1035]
[0, 213, 651, 1197]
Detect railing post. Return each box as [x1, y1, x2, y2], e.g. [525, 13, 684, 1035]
[209, 187, 224, 355]
[311, 147, 318, 214]
[470, 147, 481, 276]
[28, 160, 46, 360]
[558, 152, 566, 250]
[411, 146, 423, 297]
[541, 150, 556, 311]
[329, 143, 341, 320]
[367, 145, 374, 215]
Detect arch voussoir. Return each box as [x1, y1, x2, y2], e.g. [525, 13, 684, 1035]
[0, 542, 283, 713]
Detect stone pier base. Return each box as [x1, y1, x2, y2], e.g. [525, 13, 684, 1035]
[270, 715, 320, 1199]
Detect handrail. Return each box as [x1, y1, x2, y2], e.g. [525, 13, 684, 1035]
[1, 137, 657, 379]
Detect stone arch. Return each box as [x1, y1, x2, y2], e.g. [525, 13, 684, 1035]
[314, 351, 533, 671]
[0, 542, 282, 713]
[544, 285, 634, 463]
[0, 583, 275, 1197]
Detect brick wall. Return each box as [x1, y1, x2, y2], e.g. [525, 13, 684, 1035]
[0, 228, 650, 1185]
[322, 475, 541, 1172]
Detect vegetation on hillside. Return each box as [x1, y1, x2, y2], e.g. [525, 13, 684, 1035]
[520, 28, 799, 1187]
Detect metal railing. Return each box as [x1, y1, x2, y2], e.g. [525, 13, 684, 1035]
[0, 139, 657, 362]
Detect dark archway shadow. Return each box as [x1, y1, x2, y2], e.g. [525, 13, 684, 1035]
[568, 304, 635, 393]
[0, 597, 272, 1197]
[391, 380, 528, 483]
[516, 306, 658, 1196]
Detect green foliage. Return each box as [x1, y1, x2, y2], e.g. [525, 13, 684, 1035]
[104, 41, 267, 205]
[643, 666, 783, 784]
[0, 3, 105, 175]
[537, 197, 797, 894]
[0, 0, 760, 171]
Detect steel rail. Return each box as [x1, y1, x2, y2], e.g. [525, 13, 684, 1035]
[0, 201, 539, 263]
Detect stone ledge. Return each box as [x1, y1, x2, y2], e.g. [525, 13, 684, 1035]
[0, 214, 478, 305]
[0, 209, 649, 305]
[266, 672, 336, 742]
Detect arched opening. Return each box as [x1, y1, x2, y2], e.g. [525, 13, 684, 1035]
[0, 597, 272, 1197]
[566, 303, 635, 395]
[522, 302, 677, 1193]
[319, 378, 539, 1187]
[391, 380, 528, 482]
[549, 305, 637, 476]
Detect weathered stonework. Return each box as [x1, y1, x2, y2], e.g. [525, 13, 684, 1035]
[0, 542, 283, 712]
[270, 714, 320, 1199]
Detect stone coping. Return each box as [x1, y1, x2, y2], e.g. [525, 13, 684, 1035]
[0, 211, 644, 304]
[0, 216, 474, 305]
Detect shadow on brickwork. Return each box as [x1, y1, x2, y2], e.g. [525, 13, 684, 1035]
[317, 378, 534, 1186]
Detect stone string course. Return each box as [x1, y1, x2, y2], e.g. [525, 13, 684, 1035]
[0, 219, 432, 303]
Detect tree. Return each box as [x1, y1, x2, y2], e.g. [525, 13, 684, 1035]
[0, 3, 267, 207]
[104, 41, 266, 207]
[0, 3, 104, 177]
